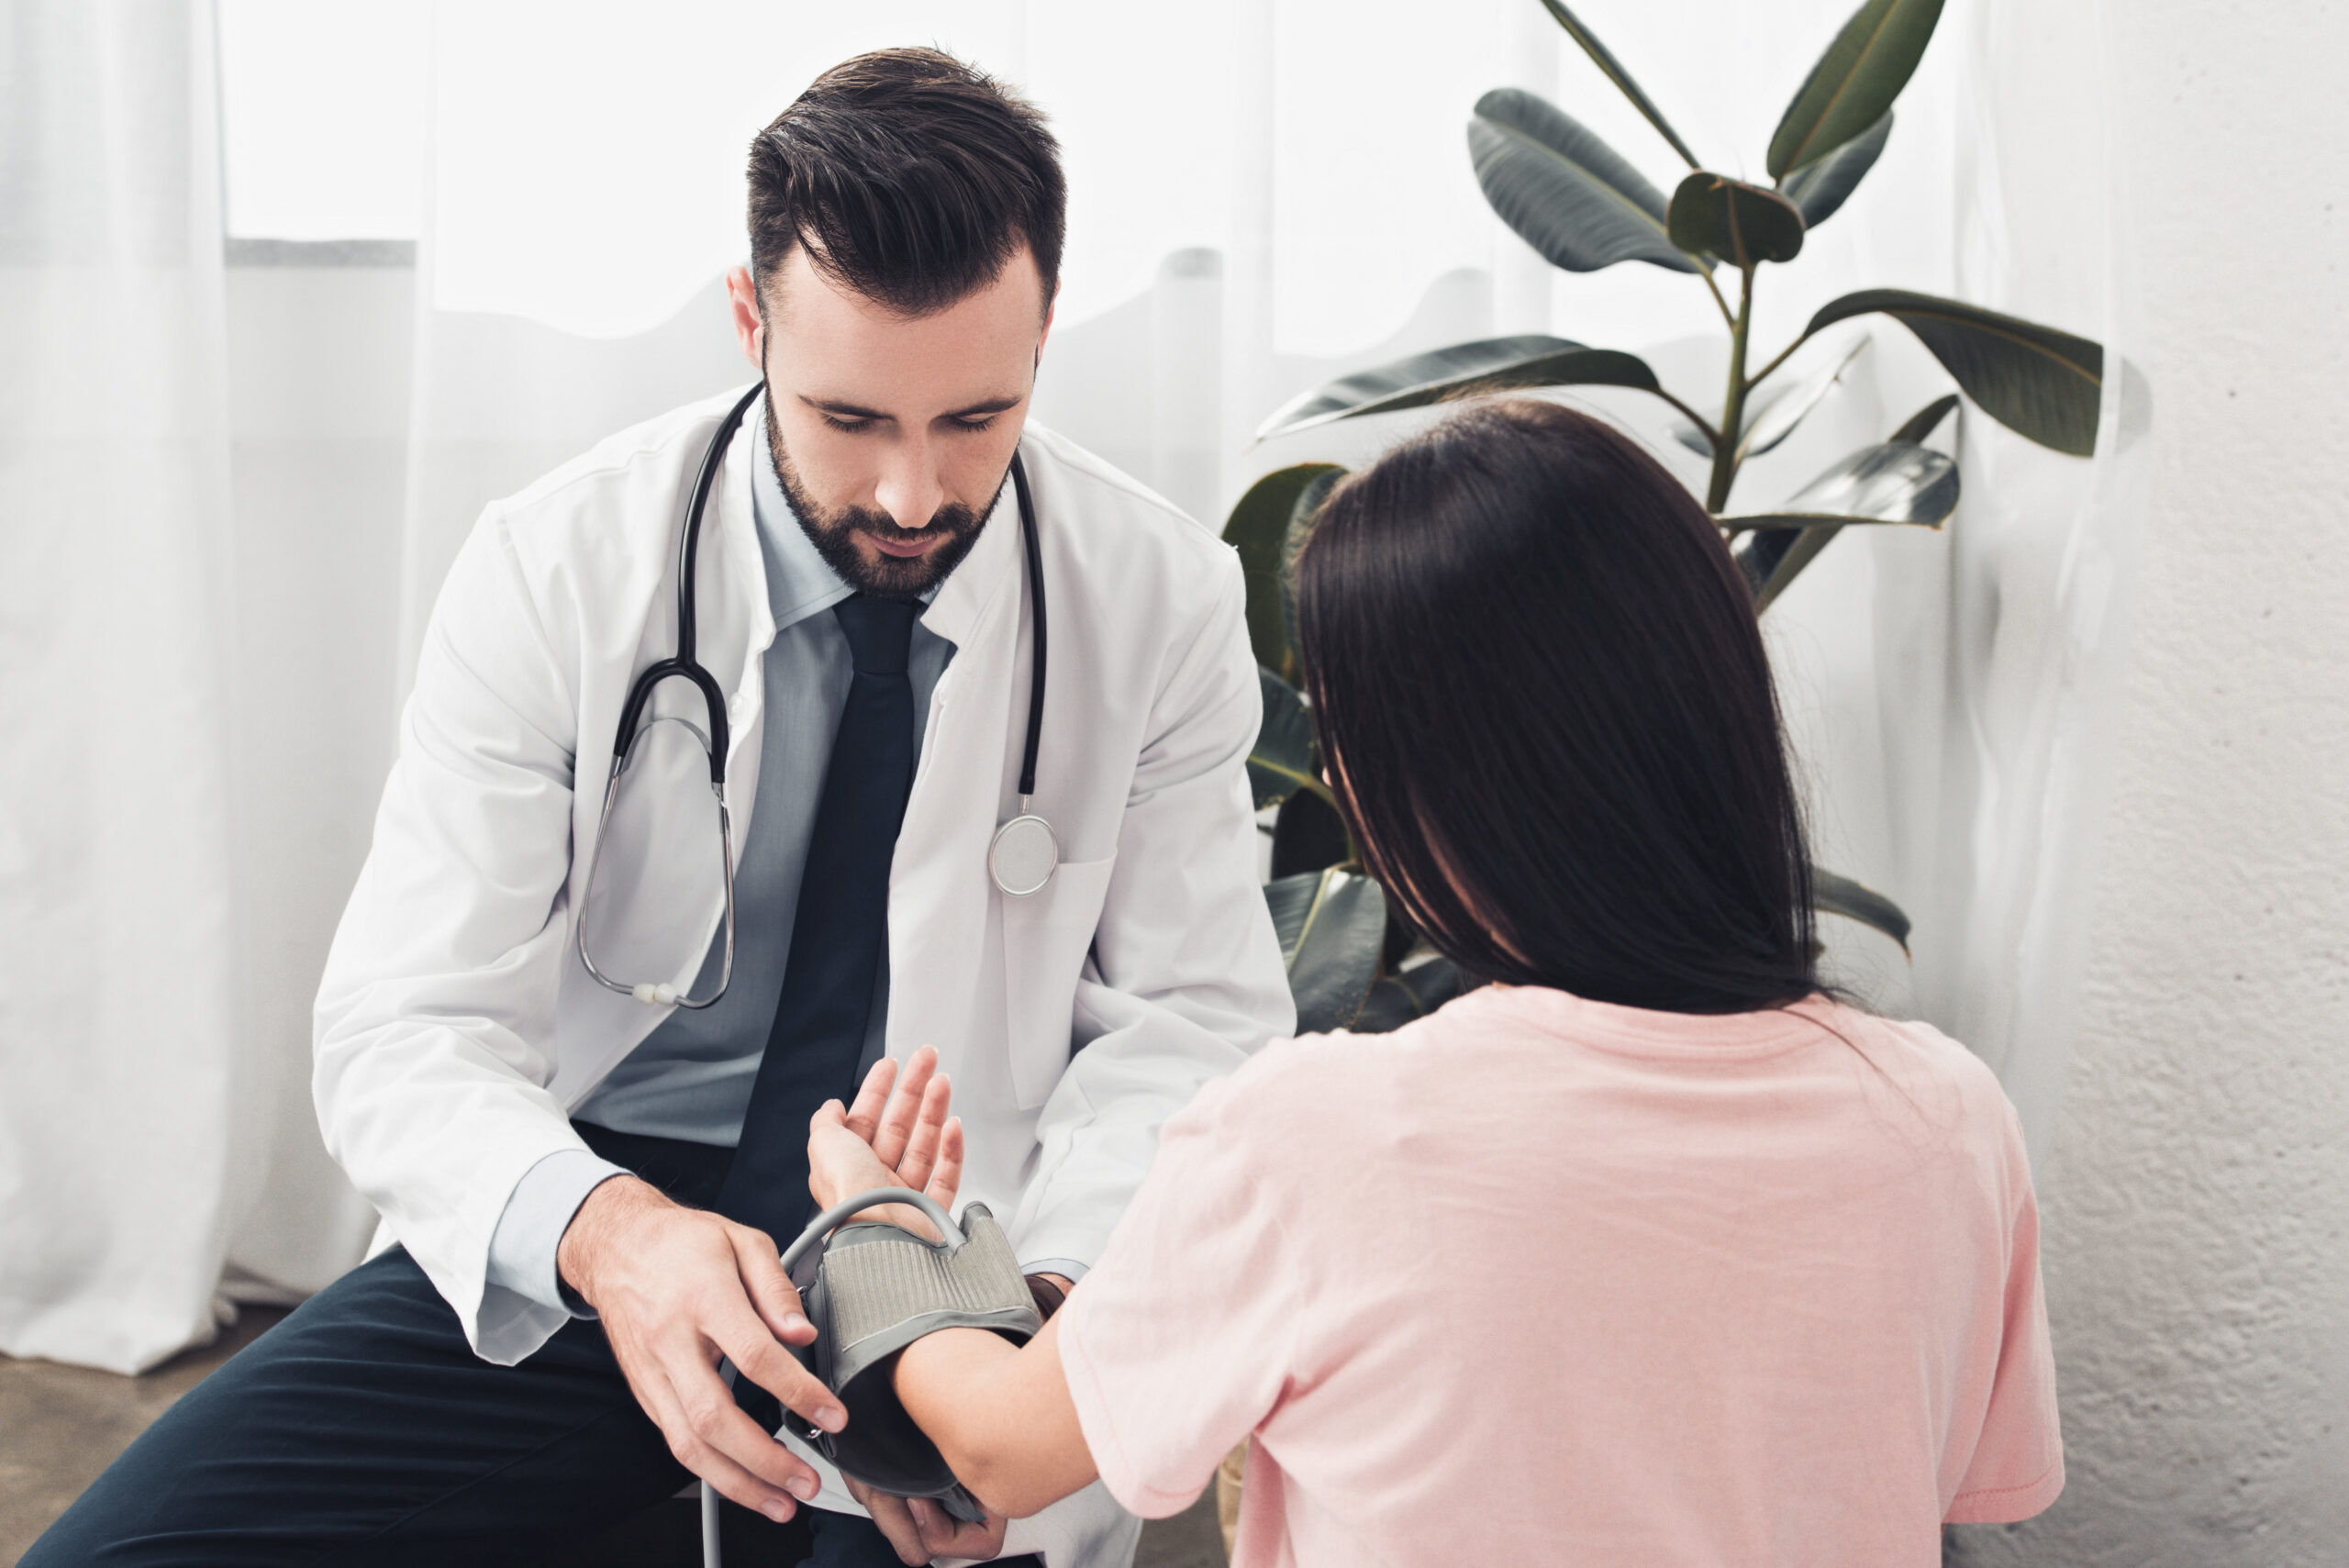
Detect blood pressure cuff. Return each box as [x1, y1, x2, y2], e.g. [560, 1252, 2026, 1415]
[785, 1201, 1041, 1514]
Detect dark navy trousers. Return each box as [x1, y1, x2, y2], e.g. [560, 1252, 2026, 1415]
[24, 1128, 1031, 1567]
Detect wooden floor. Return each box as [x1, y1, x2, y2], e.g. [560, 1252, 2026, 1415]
[0, 1308, 1225, 1568]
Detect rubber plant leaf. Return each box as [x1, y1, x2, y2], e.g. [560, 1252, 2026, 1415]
[1672, 334, 1870, 458]
[1888, 392, 1960, 444]
[1812, 866, 1911, 951]
[1223, 463, 1342, 678]
[1249, 666, 1318, 810]
[1468, 89, 1700, 275]
[1271, 788, 1353, 879]
[1277, 467, 1346, 684]
[1767, 0, 1945, 181]
[1351, 956, 1465, 1034]
[1805, 289, 2102, 454]
[1532, 0, 1701, 168]
[1666, 172, 1807, 267]
[1722, 440, 1959, 612]
[1780, 110, 1893, 228]
[1256, 334, 1662, 442]
[1264, 868, 1390, 1034]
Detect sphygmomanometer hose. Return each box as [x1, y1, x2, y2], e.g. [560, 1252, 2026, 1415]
[700, 1189, 968, 1568]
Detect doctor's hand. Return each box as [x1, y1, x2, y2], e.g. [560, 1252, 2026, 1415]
[807, 1046, 965, 1238]
[557, 1175, 841, 1523]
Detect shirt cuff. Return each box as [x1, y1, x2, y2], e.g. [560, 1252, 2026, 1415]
[1021, 1257, 1090, 1285]
[485, 1148, 629, 1317]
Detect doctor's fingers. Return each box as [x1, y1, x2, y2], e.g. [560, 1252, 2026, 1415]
[869, 1046, 941, 1167]
[702, 1293, 847, 1440]
[621, 1338, 817, 1519]
[725, 1223, 818, 1349]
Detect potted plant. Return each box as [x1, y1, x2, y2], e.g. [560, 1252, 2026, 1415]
[1243, 0, 2105, 1034]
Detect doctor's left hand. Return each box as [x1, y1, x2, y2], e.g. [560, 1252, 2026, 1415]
[558, 1176, 841, 1524]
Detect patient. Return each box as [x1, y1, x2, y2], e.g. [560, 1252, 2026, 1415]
[809, 398, 2064, 1567]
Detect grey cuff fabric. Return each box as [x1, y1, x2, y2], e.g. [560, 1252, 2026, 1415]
[485, 1148, 629, 1317]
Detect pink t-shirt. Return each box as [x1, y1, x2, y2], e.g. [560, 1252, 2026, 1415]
[1057, 986, 2061, 1568]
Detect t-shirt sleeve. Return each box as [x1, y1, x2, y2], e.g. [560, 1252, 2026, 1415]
[1054, 1073, 1306, 1519]
[1946, 1111, 2065, 1522]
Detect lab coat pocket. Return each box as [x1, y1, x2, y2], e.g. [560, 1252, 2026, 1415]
[1001, 854, 1117, 1109]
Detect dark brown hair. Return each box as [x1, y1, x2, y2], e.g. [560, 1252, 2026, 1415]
[747, 48, 1064, 318]
[1294, 398, 1818, 1015]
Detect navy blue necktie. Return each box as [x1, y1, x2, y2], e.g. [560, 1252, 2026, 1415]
[716, 595, 919, 1247]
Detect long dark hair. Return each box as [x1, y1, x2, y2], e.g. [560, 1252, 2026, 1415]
[1293, 397, 1818, 1016]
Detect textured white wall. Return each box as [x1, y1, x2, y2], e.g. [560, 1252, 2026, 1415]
[1952, 1, 2349, 1562]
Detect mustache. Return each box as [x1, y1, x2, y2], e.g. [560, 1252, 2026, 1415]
[832, 503, 985, 543]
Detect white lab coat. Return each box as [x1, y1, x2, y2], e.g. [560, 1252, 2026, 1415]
[313, 386, 1293, 1563]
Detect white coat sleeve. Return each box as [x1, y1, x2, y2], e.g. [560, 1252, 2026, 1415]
[1009, 550, 1296, 1269]
[312, 508, 598, 1362]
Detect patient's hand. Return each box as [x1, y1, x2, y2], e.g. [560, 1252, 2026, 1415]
[807, 1045, 963, 1239]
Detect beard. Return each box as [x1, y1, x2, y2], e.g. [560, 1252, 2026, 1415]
[764, 397, 1001, 602]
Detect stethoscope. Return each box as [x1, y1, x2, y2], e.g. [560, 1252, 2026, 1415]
[577, 382, 1059, 1011]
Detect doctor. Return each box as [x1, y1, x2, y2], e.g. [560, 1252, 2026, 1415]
[25, 45, 1289, 1568]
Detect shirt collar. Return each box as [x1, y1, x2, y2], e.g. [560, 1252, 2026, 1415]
[751, 409, 941, 633]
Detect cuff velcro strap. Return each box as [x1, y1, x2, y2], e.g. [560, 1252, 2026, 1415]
[819, 1204, 1041, 1393]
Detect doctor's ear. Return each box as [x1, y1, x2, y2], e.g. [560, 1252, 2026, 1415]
[726, 265, 765, 367]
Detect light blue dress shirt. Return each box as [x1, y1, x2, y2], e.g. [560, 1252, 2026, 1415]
[483, 421, 1078, 1316]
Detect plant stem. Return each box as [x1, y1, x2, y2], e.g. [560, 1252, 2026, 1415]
[1700, 265, 1735, 330]
[1744, 327, 1812, 393]
[1708, 266, 1754, 513]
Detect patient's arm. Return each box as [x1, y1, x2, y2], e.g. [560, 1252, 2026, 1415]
[893, 1316, 1099, 1518]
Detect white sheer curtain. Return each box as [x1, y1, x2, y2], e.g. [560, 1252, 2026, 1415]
[0, 0, 2141, 1370]
[0, 0, 249, 1373]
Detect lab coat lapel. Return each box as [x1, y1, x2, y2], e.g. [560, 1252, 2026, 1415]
[885, 460, 1025, 1073]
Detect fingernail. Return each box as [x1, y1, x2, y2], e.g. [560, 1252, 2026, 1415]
[787, 1473, 820, 1502]
[763, 1499, 795, 1524]
[782, 1312, 810, 1336]
[817, 1404, 847, 1433]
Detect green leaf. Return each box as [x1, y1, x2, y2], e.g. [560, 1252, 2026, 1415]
[1277, 467, 1345, 679]
[1271, 788, 1353, 878]
[1767, 0, 1945, 181]
[1812, 866, 1911, 952]
[1806, 289, 2102, 454]
[1255, 334, 1663, 442]
[1351, 957, 1465, 1034]
[1887, 391, 1960, 444]
[1468, 89, 1701, 276]
[1780, 110, 1892, 228]
[1723, 440, 1959, 611]
[1532, 0, 1701, 169]
[1249, 667, 1318, 809]
[1223, 463, 1342, 679]
[1264, 868, 1390, 1034]
[1666, 172, 1806, 267]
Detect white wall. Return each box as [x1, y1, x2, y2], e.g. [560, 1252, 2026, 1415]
[1950, 1, 2349, 1561]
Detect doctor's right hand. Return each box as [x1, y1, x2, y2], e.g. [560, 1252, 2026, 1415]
[558, 1175, 844, 1523]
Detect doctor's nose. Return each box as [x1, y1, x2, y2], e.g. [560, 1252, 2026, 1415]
[873, 444, 947, 533]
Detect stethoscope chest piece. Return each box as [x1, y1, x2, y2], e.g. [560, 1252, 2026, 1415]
[988, 807, 1059, 897]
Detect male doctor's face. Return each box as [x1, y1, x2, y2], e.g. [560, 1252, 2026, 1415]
[727, 246, 1053, 601]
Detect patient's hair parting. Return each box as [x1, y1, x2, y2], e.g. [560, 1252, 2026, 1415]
[1294, 398, 1820, 1017]
[748, 47, 1065, 319]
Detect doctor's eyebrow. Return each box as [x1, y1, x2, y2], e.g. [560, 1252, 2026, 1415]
[800, 394, 1024, 423]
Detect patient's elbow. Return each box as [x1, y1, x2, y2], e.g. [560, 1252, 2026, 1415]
[958, 1456, 1060, 1523]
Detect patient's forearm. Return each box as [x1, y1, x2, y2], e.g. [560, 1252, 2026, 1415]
[893, 1315, 1097, 1518]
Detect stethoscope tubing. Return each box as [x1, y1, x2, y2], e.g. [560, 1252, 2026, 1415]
[581, 384, 1054, 1011]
